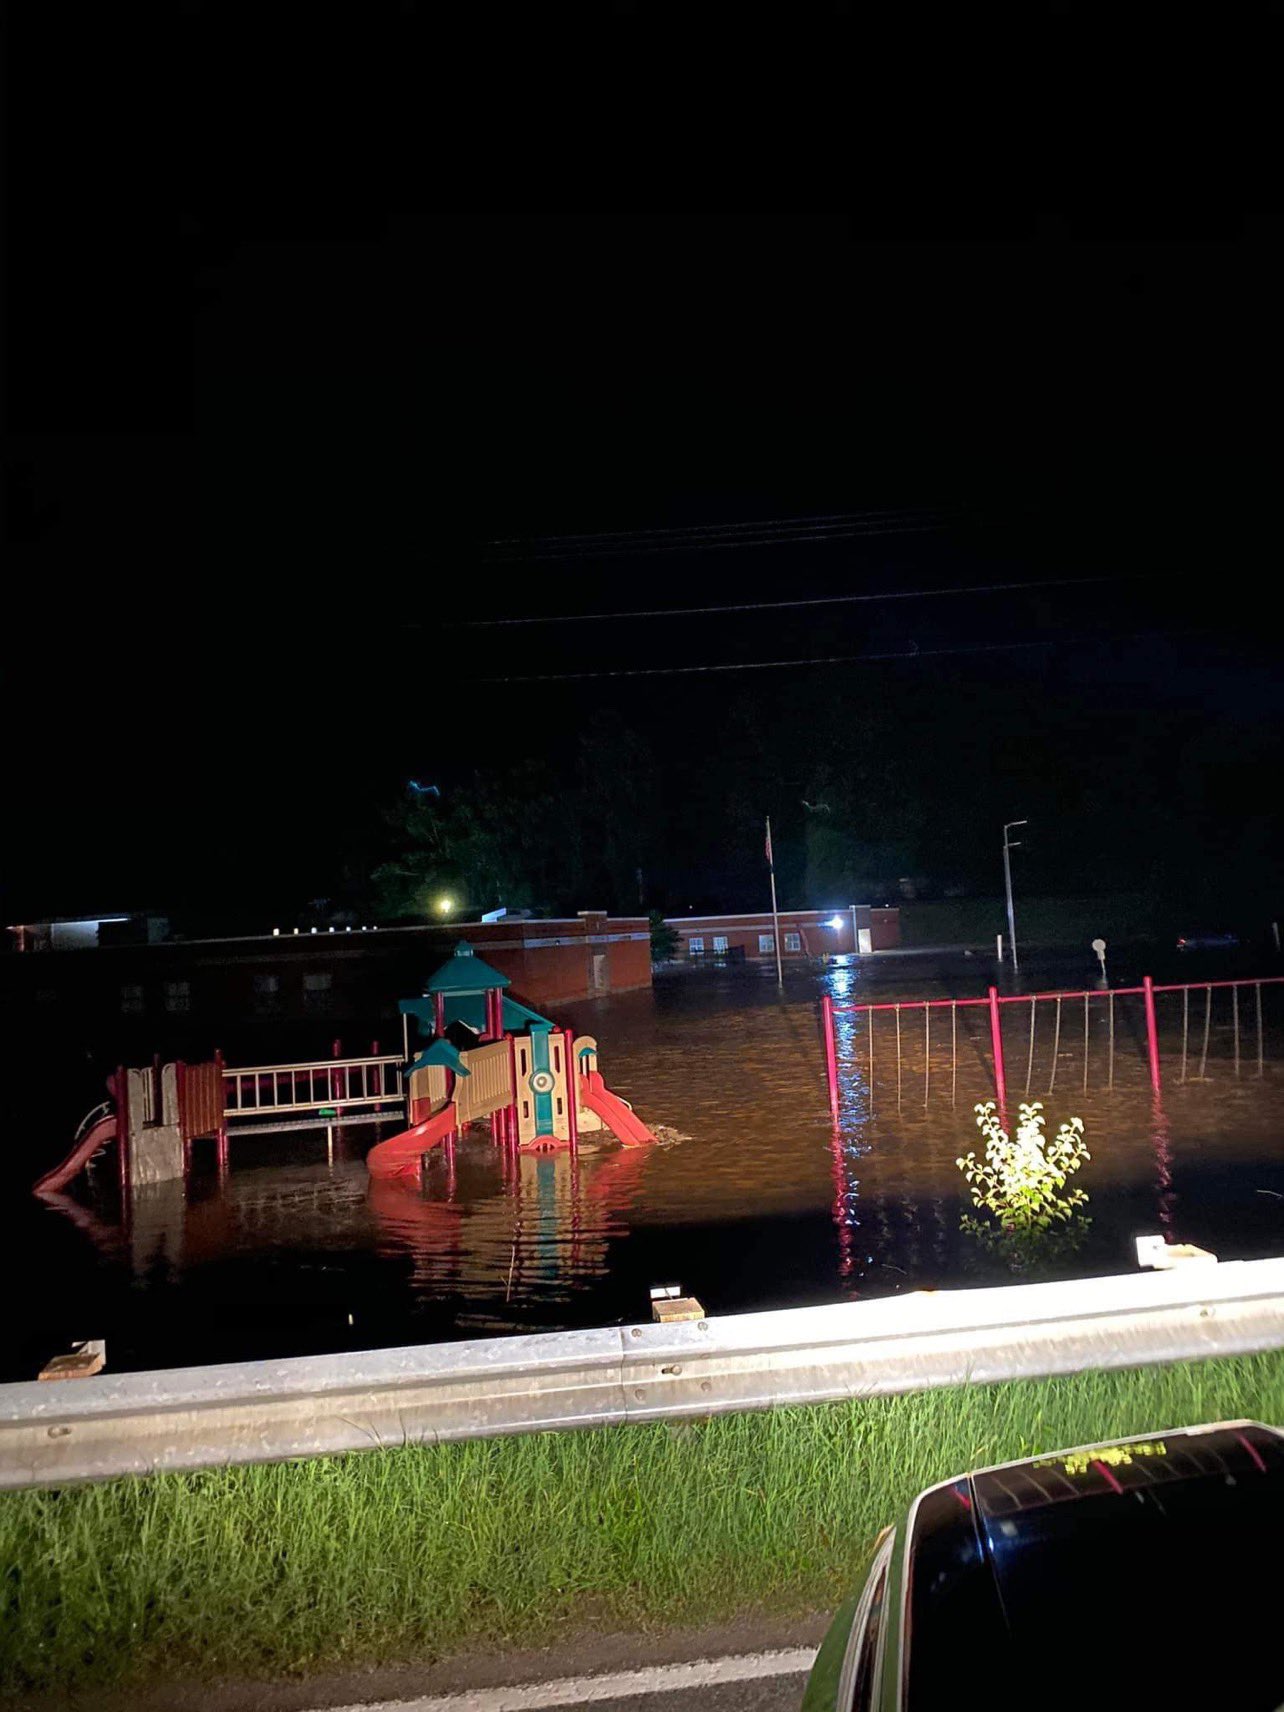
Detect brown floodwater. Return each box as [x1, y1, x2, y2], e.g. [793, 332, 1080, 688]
[12, 954, 1284, 1379]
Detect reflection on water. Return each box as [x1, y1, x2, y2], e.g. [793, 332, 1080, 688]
[17, 956, 1284, 1377]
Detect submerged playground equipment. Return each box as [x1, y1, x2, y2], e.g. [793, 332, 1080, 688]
[367, 942, 655, 1182]
[33, 943, 655, 1200]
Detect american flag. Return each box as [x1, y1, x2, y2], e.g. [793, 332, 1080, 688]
[764, 818, 774, 868]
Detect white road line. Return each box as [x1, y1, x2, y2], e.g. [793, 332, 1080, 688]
[316, 1648, 818, 1712]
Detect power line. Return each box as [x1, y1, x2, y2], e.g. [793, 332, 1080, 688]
[486, 506, 936, 548]
[482, 508, 980, 562]
[473, 635, 1106, 685]
[450, 574, 1126, 629]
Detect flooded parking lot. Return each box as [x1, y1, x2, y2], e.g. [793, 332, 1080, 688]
[12, 953, 1284, 1380]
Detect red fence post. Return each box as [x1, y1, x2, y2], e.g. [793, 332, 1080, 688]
[1143, 975, 1162, 1092]
[822, 994, 839, 1118]
[988, 986, 1008, 1113]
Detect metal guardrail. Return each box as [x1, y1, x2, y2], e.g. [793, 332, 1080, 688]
[4, 1259, 1284, 1490]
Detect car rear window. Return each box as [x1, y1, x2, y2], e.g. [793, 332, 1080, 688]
[908, 1427, 1284, 1709]
[905, 1479, 1009, 1707]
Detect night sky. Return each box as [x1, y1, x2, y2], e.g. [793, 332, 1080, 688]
[6, 14, 1283, 930]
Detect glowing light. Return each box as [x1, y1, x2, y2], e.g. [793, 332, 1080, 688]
[435, 896, 456, 916]
[827, 915, 845, 930]
[1037, 1441, 1167, 1478]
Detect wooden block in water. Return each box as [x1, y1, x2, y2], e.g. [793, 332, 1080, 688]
[39, 1349, 105, 1381]
[653, 1296, 705, 1324]
[38, 1340, 105, 1381]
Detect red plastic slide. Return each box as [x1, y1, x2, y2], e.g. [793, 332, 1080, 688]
[579, 1070, 657, 1148]
[33, 1114, 118, 1196]
[366, 1105, 458, 1181]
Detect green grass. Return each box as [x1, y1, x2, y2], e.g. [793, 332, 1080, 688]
[4, 1350, 1284, 1696]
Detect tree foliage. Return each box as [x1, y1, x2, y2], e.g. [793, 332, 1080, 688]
[957, 1100, 1091, 1273]
[370, 717, 662, 921]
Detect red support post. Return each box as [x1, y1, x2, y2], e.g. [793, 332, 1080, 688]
[176, 1059, 191, 1178]
[506, 1031, 519, 1151]
[1143, 974, 1162, 1092]
[988, 986, 1008, 1113]
[434, 993, 446, 1037]
[115, 1066, 130, 1204]
[821, 994, 838, 1118]
[564, 1027, 579, 1155]
[214, 1048, 228, 1179]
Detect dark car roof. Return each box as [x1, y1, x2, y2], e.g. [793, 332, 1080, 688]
[905, 1422, 1284, 1710]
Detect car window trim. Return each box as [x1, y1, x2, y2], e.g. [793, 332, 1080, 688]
[835, 1527, 895, 1712]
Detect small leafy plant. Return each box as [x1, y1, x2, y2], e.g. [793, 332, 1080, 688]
[957, 1100, 1091, 1272]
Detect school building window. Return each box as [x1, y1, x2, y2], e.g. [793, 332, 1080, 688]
[303, 971, 333, 1010]
[164, 980, 191, 1014]
[758, 934, 775, 954]
[784, 931, 802, 952]
[688, 936, 705, 955]
[120, 985, 145, 1014]
[713, 935, 728, 953]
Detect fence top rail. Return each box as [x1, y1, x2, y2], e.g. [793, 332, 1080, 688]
[224, 1055, 403, 1077]
[1150, 976, 1284, 994]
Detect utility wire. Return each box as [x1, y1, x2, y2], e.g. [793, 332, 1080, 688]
[484, 515, 972, 562]
[486, 506, 943, 549]
[474, 634, 1108, 685]
[484, 507, 963, 559]
[450, 574, 1127, 629]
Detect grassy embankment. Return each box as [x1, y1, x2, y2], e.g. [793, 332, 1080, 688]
[4, 1349, 1283, 1697]
[897, 892, 1154, 949]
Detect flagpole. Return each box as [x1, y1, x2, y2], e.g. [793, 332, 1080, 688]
[766, 814, 784, 988]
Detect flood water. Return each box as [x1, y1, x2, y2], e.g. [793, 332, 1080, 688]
[10, 951, 1284, 1381]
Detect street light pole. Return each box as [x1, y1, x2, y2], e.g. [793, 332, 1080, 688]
[1003, 820, 1027, 970]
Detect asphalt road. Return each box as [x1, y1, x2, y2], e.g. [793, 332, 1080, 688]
[18, 1623, 828, 1712]
[308, 1653, 817, 1712]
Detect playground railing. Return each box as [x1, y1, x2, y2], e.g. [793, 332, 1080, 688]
[222, 1054, 404, 1126]
[821, 976, 1284, 1116]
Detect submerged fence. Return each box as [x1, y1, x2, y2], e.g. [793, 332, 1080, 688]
[821, 977, 1284, 1117]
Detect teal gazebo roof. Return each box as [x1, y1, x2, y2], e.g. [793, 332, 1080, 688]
[408, 1037, 471, 1076]
[399, 992, 552, 1034]
[397, 941, 554, 1040]
[424, 941, 511, 994]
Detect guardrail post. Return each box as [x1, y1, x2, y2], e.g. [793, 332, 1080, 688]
[988, 986, 1007, 1113]
[1143, 975, 1162, 1092]
[821, 994, 838, 1118]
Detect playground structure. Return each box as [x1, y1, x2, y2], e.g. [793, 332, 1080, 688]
[33, 943, 655, 1201]
[367, 942, 655, 1182]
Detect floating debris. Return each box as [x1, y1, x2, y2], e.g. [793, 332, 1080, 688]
[650, 1125, 692, 1147]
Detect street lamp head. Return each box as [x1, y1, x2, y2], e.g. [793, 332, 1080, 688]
[435, 895, 455, 916]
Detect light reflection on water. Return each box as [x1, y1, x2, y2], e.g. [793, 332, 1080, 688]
[21, 958, 1284, 1374]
